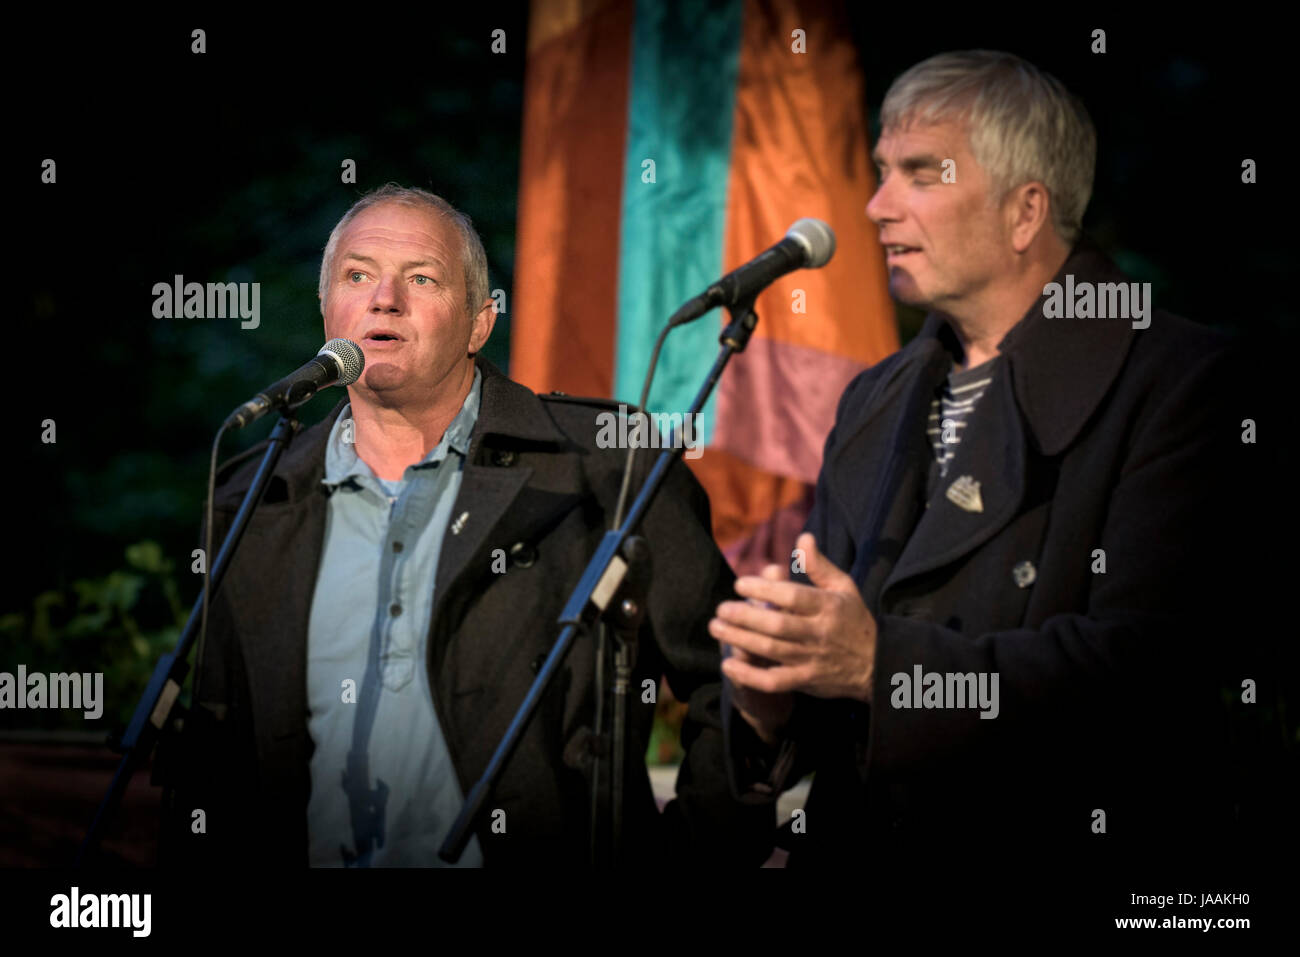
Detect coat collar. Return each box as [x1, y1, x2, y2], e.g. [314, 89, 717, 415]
[220, 354, 566, 507]
[913, 234, 1137, 456]
[468, 355, 567, 451]
[826, 235, 1142, 605]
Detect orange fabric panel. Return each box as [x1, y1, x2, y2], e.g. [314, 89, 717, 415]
[724, 0, 897, 364]
[686, 446, 810, 548]
[696, 0, 899, 571]
[511, 0, 633, 397]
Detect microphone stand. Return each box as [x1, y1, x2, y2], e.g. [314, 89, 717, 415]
[439, 298, 762, 866]
[76, 413, 301, 866]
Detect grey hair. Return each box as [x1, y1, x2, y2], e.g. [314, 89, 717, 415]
[880, 50, 1096, 246]
[318, 183, 490, 317]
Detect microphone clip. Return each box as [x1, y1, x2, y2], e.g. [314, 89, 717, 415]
[719, 298, 760, 352]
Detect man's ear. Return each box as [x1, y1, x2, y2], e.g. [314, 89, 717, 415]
[467, 299, 497, 356]
[1006, 180, 1052, 253]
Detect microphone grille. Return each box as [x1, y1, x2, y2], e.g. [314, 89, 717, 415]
[319, 338, 365, 385]
[786, 218, 836, 268]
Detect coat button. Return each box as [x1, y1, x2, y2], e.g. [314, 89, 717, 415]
[510, 541, 537, 568]
[1012, 560, 1037, 589]
[492, 449, 517, 467]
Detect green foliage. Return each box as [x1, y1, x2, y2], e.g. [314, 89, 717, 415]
[0, 541, 187, 731]
[645, 681, 687, 766]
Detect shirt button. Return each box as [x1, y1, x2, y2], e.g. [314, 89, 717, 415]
[390, 603, 403, 617]
[392, 542, 404, 553]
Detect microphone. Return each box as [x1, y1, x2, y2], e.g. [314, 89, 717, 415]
[669, 218, 836, 326]
[223, 338, 365, 429]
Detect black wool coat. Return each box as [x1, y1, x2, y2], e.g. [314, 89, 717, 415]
[158, 356, 774, 868]
[732, 237, 1247, 866]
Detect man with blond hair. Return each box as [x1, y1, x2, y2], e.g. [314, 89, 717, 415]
[161, 184, 774, 868]
[712, 51, 1243, 869]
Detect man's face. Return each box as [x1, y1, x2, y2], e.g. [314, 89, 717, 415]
[866, 117, 1013, 316]
[322, 202, 493, 404]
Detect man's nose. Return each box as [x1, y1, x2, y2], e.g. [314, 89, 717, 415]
[865, 178, 897, 227]
[369, 274, 404, 314]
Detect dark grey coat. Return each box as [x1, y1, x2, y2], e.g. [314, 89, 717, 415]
[731, 237, 1246, 865]
[159, 356, 774, 868]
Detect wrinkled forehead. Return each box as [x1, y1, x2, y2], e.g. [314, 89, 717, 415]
[338, 203, 461, 269]
[876, 111, 974, 159]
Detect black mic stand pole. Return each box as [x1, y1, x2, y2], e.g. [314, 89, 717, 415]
[439, 298, 761, 865]
[76, 413, 301, 866]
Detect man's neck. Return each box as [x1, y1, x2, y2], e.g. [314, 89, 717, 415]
[348, 363, 476, 482]
[945, 243, 1071, 372]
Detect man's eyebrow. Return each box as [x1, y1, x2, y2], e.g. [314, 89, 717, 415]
[339, 252, 446, 270]
[871, 152, 945, 173]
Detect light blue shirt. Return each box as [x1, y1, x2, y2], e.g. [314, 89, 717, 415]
[306, 369, 484, 867]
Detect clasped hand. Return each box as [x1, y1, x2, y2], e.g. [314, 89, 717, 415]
[709, 533, 878, 743]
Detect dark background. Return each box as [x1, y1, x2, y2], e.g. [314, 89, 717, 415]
[10, 11, 1294, 617]
[3, 7, 1294, 869]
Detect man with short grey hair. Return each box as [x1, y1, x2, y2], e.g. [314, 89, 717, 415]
[712, 51, 1242, 870]
[161, 184, 775, 868]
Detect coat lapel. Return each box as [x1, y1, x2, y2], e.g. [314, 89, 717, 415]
[427, 358, 570, 669]
[433, 461, 535, 600]
[880, 359, 1029, 597]
[867, 235, 1138, 600]
[825, 335, 950, 610]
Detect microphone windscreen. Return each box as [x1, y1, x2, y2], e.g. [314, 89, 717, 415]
[319, 338, 365, 385]
[787, 218, 836, 268]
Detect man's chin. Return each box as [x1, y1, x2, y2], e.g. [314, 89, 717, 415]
[355, 365, 413, 402]
[888, 277, 931, 310]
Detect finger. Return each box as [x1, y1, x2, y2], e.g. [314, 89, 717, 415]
[721, 655, 803, 694]
[733, 576, 823, 615]
[743, 563, 788, 613]
[714, 600, 816, 644]
[721, 643, 779, 670]
[709, 616, 808, 663]
[719, 638, 768, 666]
[798, 532, 852, 591]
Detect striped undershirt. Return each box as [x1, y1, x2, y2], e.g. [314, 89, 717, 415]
[926, 357, 999, 499]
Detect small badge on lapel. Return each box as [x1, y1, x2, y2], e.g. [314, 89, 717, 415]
[945, 475, 984, 513]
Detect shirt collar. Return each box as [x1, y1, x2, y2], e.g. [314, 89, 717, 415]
[322, 367, 483, 489]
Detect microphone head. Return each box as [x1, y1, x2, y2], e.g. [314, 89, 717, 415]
[319, 338, 365, 385]
[786, 218, 836, 268]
